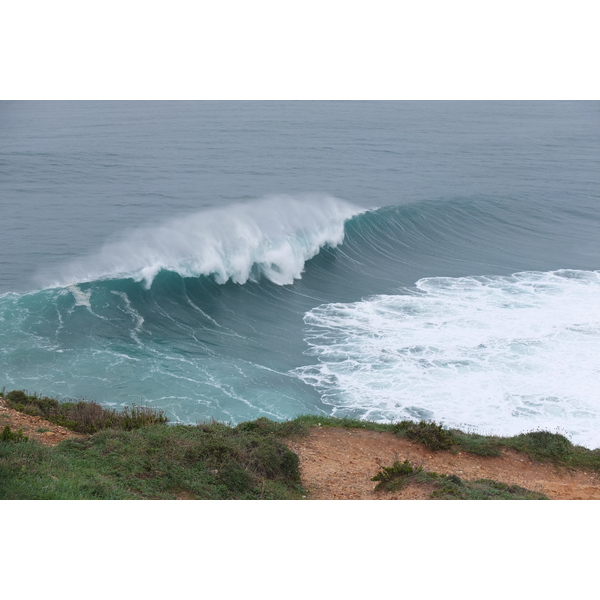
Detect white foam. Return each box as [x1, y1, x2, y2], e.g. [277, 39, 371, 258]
[110, 290, 145, 344]
[68, 285, 92, 308]
[294, 270, 600, 448]
[41, 194, 364, 289]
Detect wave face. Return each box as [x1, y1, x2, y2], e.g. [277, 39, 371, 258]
[0, 195, 366, 425]
[2, 194, 600, 445]
[294, 270, 600, 448]
[40, 194, 363, 289]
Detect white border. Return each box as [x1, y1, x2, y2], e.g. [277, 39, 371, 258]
[2, 1, 599, 99]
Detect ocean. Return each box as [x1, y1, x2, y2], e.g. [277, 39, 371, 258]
[1, 101, 599, 447]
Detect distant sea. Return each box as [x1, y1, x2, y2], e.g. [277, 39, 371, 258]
[1, 101, 599, 447]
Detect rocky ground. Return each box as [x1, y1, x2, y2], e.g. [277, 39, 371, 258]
[2, 398, 598, 499]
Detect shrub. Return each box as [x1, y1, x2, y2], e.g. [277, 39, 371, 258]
[430, 476, 548, 500]
[1, 425, 28, 443]
[3, 390, 169, 434]
[452, 432, 502, 457]
[506, 430, 574, 464]
[6, 390, 28, 404]
[394, 420, 456, 451]
[372, 459, 422, 492]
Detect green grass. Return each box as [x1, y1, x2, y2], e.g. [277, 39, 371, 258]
[3, 389, 168, 434]
[372, 459, 423, 492]
[427, 474, 549, 500]
[2, 389, 600, 499]
[290, 413, 600, 472]
[1, 425, 28, 443]
[0, 421, 304, 500]
[371, 459, 549, 499]
[394, 420, 456, 451]
[289, 414, 395, 432]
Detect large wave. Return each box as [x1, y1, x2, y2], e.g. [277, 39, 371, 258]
[5, 195, 600, 441]
[37, 194, 365, 290]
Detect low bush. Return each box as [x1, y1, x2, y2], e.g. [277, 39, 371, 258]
[3, 390, 168, 434]
[371, 459, 422, 492]
[429, 475, 548, 500]
[291, 414, 395, 432]
[371, 459, 548, 499]
[1, 425, 28, 443]
[451, 431, 503, 457]
[504, 430, 573, 464]
[394, 420, 457, 451]
[236, 416, 308, 437]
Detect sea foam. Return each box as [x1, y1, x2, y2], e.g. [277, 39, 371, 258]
[294, 270, 600, 448]
[40, 194, 364, 289]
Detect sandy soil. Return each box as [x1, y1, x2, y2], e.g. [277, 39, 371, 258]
[0, 398, 85, 446]
[284, 427, 600, 500]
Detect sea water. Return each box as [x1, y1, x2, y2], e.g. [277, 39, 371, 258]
[1, 101, 599, 447]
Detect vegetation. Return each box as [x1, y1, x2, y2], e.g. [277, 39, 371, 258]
[290, 413, 600, 472]
[428, 476, 549, 500]
[372, 459, 423, 492]
[287, 414, 394, 433]
[1, 425, 28, 443]
[0, 419, 303, 500]
[393, 420, 456, 451]
[3, 389, 168, 434]
[2, 389, 599, 500]
[371, 459, 549, 499]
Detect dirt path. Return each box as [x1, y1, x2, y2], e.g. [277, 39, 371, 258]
[284, 427, 600, 500]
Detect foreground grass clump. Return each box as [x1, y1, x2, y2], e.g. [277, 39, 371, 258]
[3, 389, 168, 434]
[372, 459, 423, 492]
[371, 460, 548, 500]
[394, 420, 457, 451]
[0, 420, 304, 500]
[1, 425, 28, 443]
[503, 431, 574, 464]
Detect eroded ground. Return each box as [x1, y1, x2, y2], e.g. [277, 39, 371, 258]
[284, 427, 600, 500]
[3, 398, 599, 499]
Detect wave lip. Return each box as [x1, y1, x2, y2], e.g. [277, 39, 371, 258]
[38, 194, 365, 289]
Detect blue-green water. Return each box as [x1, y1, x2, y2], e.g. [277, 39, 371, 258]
[1, 101, 599, 446]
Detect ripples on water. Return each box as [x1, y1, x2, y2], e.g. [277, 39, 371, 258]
[1, 102, 599, 446]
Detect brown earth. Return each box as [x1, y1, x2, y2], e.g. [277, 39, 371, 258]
[2, 398, 599, 499]
[0, 398, 86, 446]
[284, 426, 600, 500]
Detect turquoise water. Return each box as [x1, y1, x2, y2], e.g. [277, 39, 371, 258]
[1, 101, 599, 446]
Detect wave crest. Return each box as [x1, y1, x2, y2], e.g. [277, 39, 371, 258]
[39, 194, 365, 289]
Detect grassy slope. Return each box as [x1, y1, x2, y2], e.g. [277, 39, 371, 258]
[0, 422, 304, 500]
[2, 391, 599, 500]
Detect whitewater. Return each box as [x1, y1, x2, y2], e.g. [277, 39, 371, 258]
[1, 101, 599, 447]
[294, 270, 600, 448]
[40, 194, 364, 289]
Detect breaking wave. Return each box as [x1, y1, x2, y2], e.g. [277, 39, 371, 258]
[38, 194, 365, 289]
